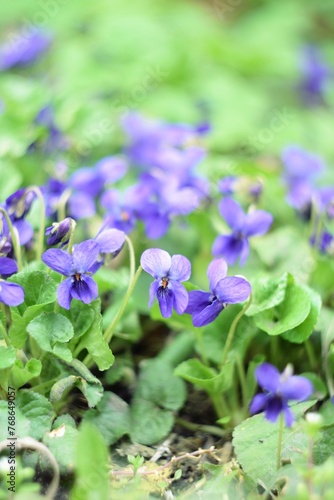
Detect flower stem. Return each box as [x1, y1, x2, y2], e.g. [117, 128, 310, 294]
[125, 234, 135, 282]
[276, 412, 284, 470]
[27, 186, 46, 261]
[0, 208, 23, 270]
[236, 354, 247, 409]
[175, 417, 226, 438]
[57, 188, 72, 222]
[103, 265, 142, 344]
[210, 392, 230, 420]
[0, 320, 11, 347]
[67, 218, 76, 254]
[196, 328, 209, 366]
[305, 339, 317, 371]
[220, 293, 253, 369]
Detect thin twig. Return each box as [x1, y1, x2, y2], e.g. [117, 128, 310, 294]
[110, 446, 215, 477]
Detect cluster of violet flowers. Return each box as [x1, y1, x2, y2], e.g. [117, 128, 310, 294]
[282, 145, 334, 254]
[41, 113, 210, 239]
[0, 24, 322, 431]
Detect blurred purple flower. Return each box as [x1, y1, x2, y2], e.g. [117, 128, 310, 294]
[122, 112, 207, 172]
[282, 146, 324, 213]
[185, 258, 251, 327]
[42, 240, 99, 309]
[140, 248, 191, 318]
[218, 177, 237, 196]
[310, 230, 334, 254]
[249, 363, 313, 427]
[100, 188, 139, 234]
[0, 31, 51, 70]
[31, 105, 68, 153]
[212, 198, 273, 265]
[0, 257, 24, 306]
[299, 45, 331, 106]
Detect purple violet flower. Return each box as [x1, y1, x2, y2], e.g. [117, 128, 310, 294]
[0, 257, 24, 306]
[0, 31, 51, 70]
[42, 240, 99, 309]
[249, 363, 313, 427]
[185, 259, 251, 327]
[140, 248, 191, 318]
[212, 198, 273, 266]
[45, 217, 73, 247]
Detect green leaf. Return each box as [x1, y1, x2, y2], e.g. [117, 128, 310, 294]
[174, 358, 234, 394]
[83, 392, 130, 445]
[314, 426, 334, 465]
[64, 300, 95, 340]
[71, 422, 110, 500]
[73, 300, 114, 371]
[42, 415, 79, 474]
[246, 272, 289, 316]
[27, 312, 74, 362]
[126, 360, 186, 445]
[9, 271, 57, 349]
[319, 400, 334, 426]
[233, 401, 316, 487]
[301, 372, 327, 400]
[254, 281, 311, 336]
[281, 286, 321, 343]
[10, 271, 57, 312]
[202, 305, 256, 364]
[130, 399, 174, 445]
[51, 359, 104, 407]
[150, 300, 195, 331]
[0, 390, 54, 441]
[252, 226, 315, 281]
[10, 359, 42, 388]
[134, 359, 186, 411]
[0, 345, 16, 369]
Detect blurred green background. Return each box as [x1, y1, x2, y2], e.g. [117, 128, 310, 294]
[1, 0, 334, 188]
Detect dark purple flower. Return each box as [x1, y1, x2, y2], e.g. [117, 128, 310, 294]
[0, 257, 24, 306]
[140, 248, 191, 318]
[45, 218, 73, 247]
[249, 363, 313, 427]
[212, 198, 273, 265]
[42, 240, 99, 310]
[185, 259, 251, 327]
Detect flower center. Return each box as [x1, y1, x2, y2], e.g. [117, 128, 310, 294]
[161, 277, 169, 289]
[74, 273, 82, 281]
[121, 210, 130, 221]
